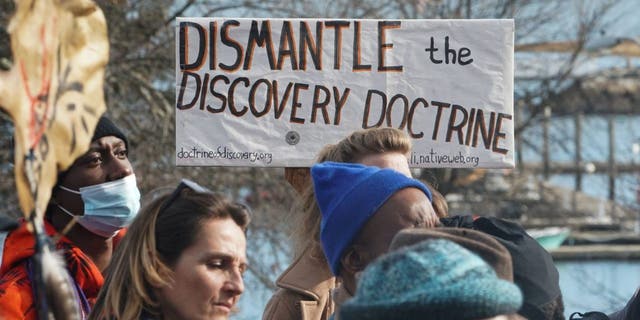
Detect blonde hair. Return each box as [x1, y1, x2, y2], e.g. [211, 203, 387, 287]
[291, 128, 412, 259]
[89, 187, 250, 320]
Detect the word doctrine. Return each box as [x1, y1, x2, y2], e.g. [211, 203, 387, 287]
[177, 72, 512, 155]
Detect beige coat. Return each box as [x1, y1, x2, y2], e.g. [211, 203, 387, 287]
[263, 251, 337, 320]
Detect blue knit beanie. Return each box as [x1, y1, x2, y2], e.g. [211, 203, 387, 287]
[311, 161, 432, 276]
[340, 239, 523, 320]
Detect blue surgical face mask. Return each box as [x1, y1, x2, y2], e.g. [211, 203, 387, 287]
[57, 174, 141, 238]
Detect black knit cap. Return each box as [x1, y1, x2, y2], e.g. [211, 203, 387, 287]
[92, 116, 128, 149]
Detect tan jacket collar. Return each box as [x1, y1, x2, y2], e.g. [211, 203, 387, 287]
[276, 249, 337, 301]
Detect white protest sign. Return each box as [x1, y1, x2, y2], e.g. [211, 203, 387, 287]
[175, 18, 514, 168]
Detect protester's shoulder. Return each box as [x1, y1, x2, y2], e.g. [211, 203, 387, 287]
[0, 257, 31, 290]
[1, 221, 37, 274]
[262, 287, 303, 320]
[0, 262, 35, 320]
[0, 217, 35, 319]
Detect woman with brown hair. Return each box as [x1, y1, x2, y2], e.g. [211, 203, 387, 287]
[90, 179, 251, 320]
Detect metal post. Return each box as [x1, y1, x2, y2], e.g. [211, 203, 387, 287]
[516, 101, 523, 171]
[543, 106, 551, 180]
[575, 112, 582, 191]
[573, 112, 583, 214]
[608, 114, 616, 201]
[632, 142, 640, 233]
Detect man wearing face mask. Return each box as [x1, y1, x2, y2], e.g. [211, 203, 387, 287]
[0, 116, 141, 320]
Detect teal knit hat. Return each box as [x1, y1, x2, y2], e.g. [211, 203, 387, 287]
[340, 239, 523, 320]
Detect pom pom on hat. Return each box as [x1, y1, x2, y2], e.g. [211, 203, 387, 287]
[311, 161, 432, 275]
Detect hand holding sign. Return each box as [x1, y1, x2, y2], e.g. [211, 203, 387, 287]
[0, 0, 108, 220]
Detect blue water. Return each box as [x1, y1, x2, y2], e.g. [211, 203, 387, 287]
[558, 260, 640, 318]
[232, 259, 640, 319]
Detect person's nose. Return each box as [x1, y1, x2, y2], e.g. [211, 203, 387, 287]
[106, 155, 133, 181]
[223, 268, 245, 296]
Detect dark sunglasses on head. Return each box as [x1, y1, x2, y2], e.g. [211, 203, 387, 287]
[159, 179, 212, 212]
[159, 179, 252, 218]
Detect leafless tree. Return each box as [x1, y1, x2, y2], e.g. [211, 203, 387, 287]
[1, 1, 637, 317]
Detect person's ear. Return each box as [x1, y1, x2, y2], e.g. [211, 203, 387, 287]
[341, 245, 367, 274]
